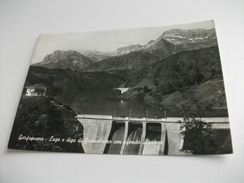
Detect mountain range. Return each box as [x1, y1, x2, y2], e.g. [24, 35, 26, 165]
[82, 51, 159, 71]
[27, 27, 227, 116]
[33, 28, 217, 72]
[82, 28, 217, 60]
[142, 28, 217, 59]
[33, 50, 94, 71]
[82, 28, 217, 72]
[78, 50, 112, 62]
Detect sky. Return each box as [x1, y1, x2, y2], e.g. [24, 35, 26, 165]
[31, 20, 215, 64]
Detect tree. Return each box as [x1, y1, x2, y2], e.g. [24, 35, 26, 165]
[180, 118, 217, 155]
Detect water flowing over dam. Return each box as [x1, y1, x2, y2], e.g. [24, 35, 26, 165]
[76, 114, 229, 155]
[104, 122, 125, 154]
[123, 123, 142, 155]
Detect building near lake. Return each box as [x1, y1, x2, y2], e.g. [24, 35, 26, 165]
[25, 84, 47, 96]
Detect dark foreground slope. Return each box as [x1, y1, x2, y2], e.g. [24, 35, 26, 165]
[8, 96, 84, 153]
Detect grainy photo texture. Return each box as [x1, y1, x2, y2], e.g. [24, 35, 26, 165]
[8, 20, 232, 155]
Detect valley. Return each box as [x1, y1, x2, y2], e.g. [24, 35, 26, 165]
[27, 27, 227, 118]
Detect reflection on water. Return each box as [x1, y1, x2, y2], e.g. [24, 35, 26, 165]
[72, 96, 179, 118]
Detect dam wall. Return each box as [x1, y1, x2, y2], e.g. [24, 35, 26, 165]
[76, 115, 230, 155]
[78, 115, 113, 154]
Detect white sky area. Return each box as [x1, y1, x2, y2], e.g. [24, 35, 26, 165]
[31, 20, 215, 64]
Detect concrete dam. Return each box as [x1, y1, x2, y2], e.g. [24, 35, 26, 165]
[76, 114, 229, 155]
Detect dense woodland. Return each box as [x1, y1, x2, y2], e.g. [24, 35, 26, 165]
[8, 96, 84, 152]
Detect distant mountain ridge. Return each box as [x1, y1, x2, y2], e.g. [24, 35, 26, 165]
[83, 28, 217, 71]
[83, 51, 159, 71]
[78, 44, 144, 61]
[82, 28, 217, 61]
[78, 50, 112, 62]
[34, 28, 217, 71]
[115, 44, 143, 55]
[142, 28, 217, 59]
[33, 50, 94, 71]
[163, 28, 216, 49]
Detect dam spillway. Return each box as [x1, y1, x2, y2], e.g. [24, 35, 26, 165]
[76, 114, 230, 155]
[78, 114, 113, 154]
[123, 123, 142, 155]
[142, 123, 162, 155]
[104, 122, 125, 154]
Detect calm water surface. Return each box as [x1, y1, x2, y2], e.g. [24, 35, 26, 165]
[72, 96, 180, 118]
[72, 95, 228, 118]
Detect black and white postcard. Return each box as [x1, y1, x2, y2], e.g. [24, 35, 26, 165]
[8, 20, 233, 155]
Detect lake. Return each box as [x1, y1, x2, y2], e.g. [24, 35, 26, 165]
[72, 96, 180, 118]
[71, 95, 228, 118]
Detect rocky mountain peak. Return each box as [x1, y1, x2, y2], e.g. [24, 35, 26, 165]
[162, 28, 217, 45]
[33, 50, 94, 71]
[115, 44, 143, 55]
